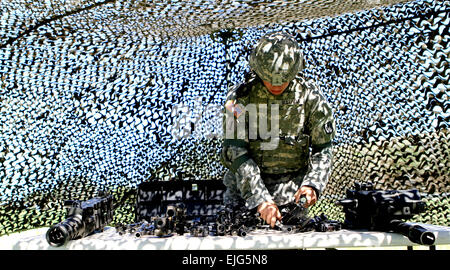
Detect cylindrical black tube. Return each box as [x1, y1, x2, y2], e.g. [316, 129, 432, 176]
[408, 225, 436, 246]
[390, 220, 435, 246]
[216, 224, 226, 235]
[166, 206, 176, 217]
[238, 227, 247, 237]
[46, 216, 84, 247]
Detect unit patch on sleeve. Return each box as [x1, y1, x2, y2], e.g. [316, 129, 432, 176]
[324, 121, 334, 134]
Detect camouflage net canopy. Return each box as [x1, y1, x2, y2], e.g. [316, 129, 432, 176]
[0, 0, 449, 235]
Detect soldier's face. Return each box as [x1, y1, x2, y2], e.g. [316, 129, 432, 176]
[262, 80, 290, 95]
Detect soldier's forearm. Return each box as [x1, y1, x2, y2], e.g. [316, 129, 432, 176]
[301, 143, 333, 198]
[222, 142, 273, 209]
[236, 159, 274, 209]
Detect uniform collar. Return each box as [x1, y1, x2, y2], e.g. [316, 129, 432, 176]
[253, 79, 296, 100]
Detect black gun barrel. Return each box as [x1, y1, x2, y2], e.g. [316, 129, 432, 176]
[46, 216, 85, 247]
[166, 206, 177, 217]
[238, 227, 247, 237]
[46, 194, 113, 247]
[390, 220, 436, 245]
[135, 229, 152, 238]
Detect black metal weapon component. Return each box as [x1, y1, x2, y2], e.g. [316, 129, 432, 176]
[116, 203, 188, 237]
[278, 196, 309, 227]
[335, 182, 435, 245]
[274, 197, 341, 234]
[212, 195, 341, 236]
[46, 191, 114, 247]
[116, 196, 341, 238]
[213, 204, 261, 237]
[301, 213, 342, 232]
[389, 219, 436, 246]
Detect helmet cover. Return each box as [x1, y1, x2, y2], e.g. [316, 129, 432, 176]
[249, 31, 303, 86]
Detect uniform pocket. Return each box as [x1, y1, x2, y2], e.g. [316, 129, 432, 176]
[260, 134, 310, 174]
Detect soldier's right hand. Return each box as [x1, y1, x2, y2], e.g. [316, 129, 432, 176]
[257, 201, 282, 228]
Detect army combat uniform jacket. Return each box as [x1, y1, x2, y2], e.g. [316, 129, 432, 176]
[221, 73, 336, 209]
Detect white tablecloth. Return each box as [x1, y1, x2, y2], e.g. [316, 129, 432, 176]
[1, 223, 449, 250]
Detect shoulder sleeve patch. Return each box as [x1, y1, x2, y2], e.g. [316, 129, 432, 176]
[324, 121, 334, 134]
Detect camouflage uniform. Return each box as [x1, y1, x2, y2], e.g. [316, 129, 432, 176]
[221, 32, 336, 210]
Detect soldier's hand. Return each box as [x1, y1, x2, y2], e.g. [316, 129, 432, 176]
[294, 186, 317, 208]
[257, 201, 282, 228]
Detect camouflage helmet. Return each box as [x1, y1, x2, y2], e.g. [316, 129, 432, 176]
[249, 31, 304, 86]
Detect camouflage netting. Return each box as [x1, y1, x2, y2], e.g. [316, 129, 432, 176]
[0, 0, 449, 235]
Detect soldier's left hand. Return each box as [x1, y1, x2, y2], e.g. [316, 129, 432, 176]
[294, 186, 317, 208]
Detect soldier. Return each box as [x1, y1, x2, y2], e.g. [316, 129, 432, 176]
[221, 31, 336, 228]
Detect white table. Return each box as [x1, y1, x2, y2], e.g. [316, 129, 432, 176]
[1, 223, 449, 250]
